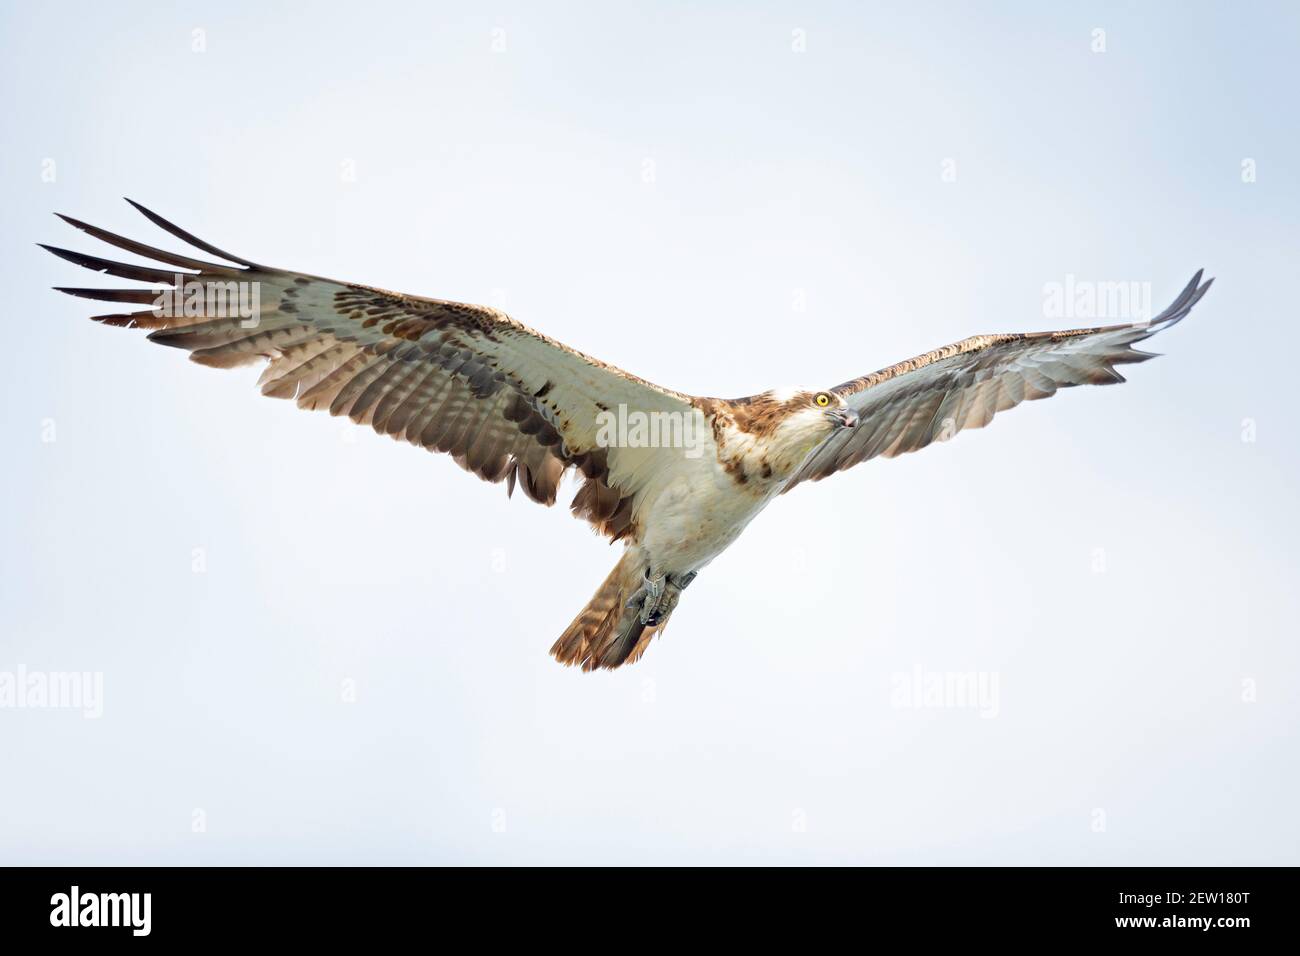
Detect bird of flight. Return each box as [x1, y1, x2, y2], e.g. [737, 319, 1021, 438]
[45, 201, 1212, 670]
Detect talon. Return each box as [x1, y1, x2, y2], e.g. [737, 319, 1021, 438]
[625, 586, 647, 610]
[670, 571, 697, 591]
[635, 567, 675, 625]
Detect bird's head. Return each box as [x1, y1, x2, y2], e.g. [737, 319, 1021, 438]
[763, 387, 859, 466]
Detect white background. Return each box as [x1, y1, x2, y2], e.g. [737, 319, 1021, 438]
[2, 1, 1297, 864]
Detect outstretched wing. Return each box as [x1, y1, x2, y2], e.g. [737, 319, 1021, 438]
[787, 271, 1213, 489]
[44, 200, 698, 540]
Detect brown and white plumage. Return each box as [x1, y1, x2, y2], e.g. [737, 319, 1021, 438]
[45, 201, 694, 537]
[45, 201, 1213, 670]
[787, 271, 1213, 488]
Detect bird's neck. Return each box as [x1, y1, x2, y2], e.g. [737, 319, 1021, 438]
[714, 419, 818, 490]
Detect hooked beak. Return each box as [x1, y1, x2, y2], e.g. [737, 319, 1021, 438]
[827, 408, 859, 429]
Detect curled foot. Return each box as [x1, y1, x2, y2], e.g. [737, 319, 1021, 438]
[627, 569, 698, 626]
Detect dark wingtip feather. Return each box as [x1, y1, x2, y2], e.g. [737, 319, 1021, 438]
[1146, 268, 1215, 332]
[124, 198, 261, 268]
[54, 211, 241, 274]
[39, 243, 187, 283]
[54, 286, 166, 304]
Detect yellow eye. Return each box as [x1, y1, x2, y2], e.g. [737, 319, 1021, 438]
[814, 393, 831, 407]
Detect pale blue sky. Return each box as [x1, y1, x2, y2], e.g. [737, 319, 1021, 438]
[2, 1, 1297, 864]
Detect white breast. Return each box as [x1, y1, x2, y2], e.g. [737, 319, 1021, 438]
[636, 451, 777, 574]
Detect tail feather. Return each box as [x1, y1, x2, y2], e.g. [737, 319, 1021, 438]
[551, 552, 670, 671]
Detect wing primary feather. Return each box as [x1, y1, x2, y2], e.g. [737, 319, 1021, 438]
[54, 287, 167, 304]
[124, 199, 263, 268]
[55, 214, 243, 275]
[40, 244, 185, 284]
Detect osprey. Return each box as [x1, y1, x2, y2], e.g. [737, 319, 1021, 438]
[45, 202, 1213, 670]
